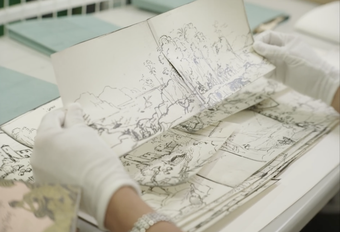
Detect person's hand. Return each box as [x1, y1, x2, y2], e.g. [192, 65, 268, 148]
[30, 103, 140, 229]
[253, 31, 339, 105]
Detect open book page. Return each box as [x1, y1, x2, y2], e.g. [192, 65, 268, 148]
[52, 21, 203, 156]
[147, 0, 274, 107]
[51, 0, 274, 156]
[0, 180, 80, 232]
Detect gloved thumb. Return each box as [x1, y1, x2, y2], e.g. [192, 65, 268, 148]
[253, 41, 280, 58]
[64, 102, 85, 128]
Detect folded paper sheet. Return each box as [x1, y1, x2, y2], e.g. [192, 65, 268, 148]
[51, 0, 274, 156]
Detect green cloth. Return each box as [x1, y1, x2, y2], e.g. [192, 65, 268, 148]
[131, 0, 289, 32]
[0, 66, 59, 125]
[6, 15, 120, 56]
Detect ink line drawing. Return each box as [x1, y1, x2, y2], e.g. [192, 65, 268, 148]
[175, 78, 285, 132]
[51, 0, 274, 157]
[1, 98, 62, 148]
[0, 130, 33, 183]
[121, 121, 236, 186]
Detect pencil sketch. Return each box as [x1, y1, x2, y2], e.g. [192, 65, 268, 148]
[180, 128, 320, 232]
[176, 94, 339, 231]
[175, 78, 285, 132]
[1, 98, 62, 148]
[197, 110, 310, 187]
[156, 23, 273, 108]
[140, 175, 232, 221]
[73, 21, 273, 156]
[79, 65, 203, 156]
[0, 131, 33, 182]
[251, 90, 339, 131]
[121, 121, 236, 186]
[221, 111, 309, 161]
[52, 0, 274, 156]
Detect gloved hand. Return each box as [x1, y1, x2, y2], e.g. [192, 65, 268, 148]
[30, 103, 140, 229]
[253, 30, 339, 105]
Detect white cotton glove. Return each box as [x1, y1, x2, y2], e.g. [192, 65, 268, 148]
[30, 103, 140, 230]
[253, 31, 339, 105]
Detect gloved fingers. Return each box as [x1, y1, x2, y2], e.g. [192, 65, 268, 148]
[37, 108, 65, 133]
[64, 102, 85, 128]
[255, 30, 286, 46]
[253, 40, 284, 61]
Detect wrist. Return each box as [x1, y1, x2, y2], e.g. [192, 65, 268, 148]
[104, 186, 153, 232]
[331, 87, 340, 113]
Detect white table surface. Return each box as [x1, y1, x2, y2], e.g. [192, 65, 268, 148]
[1, 1, 339, 232]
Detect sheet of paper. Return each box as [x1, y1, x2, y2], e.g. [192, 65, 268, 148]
[0, 66, 59, 125]
[0, 130, 33, 182]
[198, 110, 311, 187]
[251, 90, 340, 131]
[147, 0, 274, 107]
[121, 121, 237, 186]
[51, 0, 274, 157]
[1, 98, 62, 148]
[140, 175, 233, 221]
[176, 90, 339, 230]
[175, 78, 286, 132]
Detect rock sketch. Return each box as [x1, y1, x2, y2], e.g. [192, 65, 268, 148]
[0, 130, 33, 183]
[121, 121, 236, 186]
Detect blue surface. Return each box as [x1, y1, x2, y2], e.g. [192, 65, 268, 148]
[7, 15, 120, 55]
[0, 66, 59, 125]
[132, 0, 289, 32]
